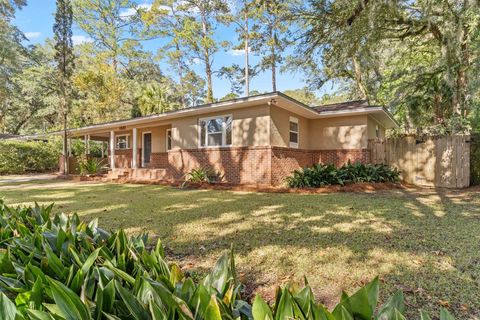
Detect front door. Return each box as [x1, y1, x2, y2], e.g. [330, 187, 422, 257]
[143, 133, 152, 167]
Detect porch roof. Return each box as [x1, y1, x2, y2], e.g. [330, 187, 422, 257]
[53, 91, 398, 137]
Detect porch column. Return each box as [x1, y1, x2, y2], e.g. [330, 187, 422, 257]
[84, 134, 90, 155]
[68, 138, 72, 156]
[110, 130, 115, 169]
[132, 128, 138, 168]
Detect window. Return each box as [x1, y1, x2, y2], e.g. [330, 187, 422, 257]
[199, 115, 232, 147]
[166, 129, 172, 151]
[115, 134, 130, 149]
[375, 125, 380, 139]
[289, 117, 299, 148]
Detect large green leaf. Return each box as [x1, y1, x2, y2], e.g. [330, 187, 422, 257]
[375, 291, 404, 320]
[203, 295, 222, 320]
[333, 277, 379, 320]
[115, 281, 151, 320]
[26, 309, 55, 320]
[252, 295, 273, 320]
[0, 292, 21, 320]
[47, 277, 92, 320]
[439, 308, 455, 320]
[419, 310, 432, 320]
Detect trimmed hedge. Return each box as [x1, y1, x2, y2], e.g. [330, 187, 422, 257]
[0, 140, 61, 175]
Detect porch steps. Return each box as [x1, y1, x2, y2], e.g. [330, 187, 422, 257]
[102, 168, 170, 182]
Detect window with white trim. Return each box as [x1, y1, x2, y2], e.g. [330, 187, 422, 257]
[166, 129, 172, 151]
[289, 117, 299, 148]
[199, 115, 232, 147]
[115, 134, 130, 149]
[375, 125, 380, 139]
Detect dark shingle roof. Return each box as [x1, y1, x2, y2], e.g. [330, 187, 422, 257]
[313, 100, 370, 113]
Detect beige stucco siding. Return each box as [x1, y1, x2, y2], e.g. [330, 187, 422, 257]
[137, 125, 170, 153]
[270, 105, 309, 149]
[170, 105, 270, 149]
[308, 115, 368, 150]
[367, 116, 386, 140]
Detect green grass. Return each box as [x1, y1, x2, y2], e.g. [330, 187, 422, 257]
[1, 179, 479, 318]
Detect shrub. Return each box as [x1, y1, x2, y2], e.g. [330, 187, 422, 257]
[286, 162, 400, 188]
[185, 166, 223, 183]
[0, 201, 456, 319]
[0, 140, 61, 175]
[77, 156, 108, 175]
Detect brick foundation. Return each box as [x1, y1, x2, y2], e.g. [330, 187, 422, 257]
[61, 147, 371, 185]
[165, 147, 272, 184]
[114, 149, 133, 168]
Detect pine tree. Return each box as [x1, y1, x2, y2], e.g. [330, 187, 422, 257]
[53, 0, 74, 175]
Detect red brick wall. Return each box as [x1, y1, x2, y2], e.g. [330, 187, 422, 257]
[63, 147, 371, 185]
[150, 152, 169, 168]
[114, 149, 132, 168]
[165, 147, 272, 184]
[270, 147, 313, 185]
[318, 149, 370, 167]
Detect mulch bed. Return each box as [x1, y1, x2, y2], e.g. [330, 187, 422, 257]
[181, 181, 405, 193]
[58, 174, 404, 193]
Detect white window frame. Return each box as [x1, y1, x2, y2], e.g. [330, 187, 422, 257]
[166, 128, 172, 151]
[375, 125, 380, 139]
[115, 134, 130, 150]
[198, 114, 233, 148]
[142, 131, 152, 167]
[289, 116, 299, 148]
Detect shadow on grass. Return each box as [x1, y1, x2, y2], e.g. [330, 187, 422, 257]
[1, 181, 479, 318]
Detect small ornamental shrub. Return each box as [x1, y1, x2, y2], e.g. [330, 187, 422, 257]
[0, 201, 456, 319]
[77, 156, 108, 175]
[185, 166, 224, 184]
[0, 140, 61, 174]
[286, 162, 400, 188]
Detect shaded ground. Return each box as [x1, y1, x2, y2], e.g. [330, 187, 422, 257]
[1, 179, 479, 318]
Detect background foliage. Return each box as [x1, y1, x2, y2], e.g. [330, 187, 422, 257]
[0, 140, 61, 174]
[2, 0, 478, 136]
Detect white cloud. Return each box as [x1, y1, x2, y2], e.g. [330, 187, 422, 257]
[24, 32, 41, 40]
[119, 3, 152, 19]
[72, 35, 93, 45]
[228, 47, 251, 56]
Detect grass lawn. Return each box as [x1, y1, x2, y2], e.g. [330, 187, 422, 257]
[1, 179, 479, 318]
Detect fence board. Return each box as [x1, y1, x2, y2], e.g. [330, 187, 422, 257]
[368, 135, 470, 188]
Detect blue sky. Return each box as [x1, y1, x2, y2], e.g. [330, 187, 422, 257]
[14, 0, 332, 99]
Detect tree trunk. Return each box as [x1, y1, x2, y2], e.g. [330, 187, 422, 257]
[201, 12, 214, 103]
[244, 8, 249, 96]
[62, 97, 69, 176]
[457, 26, 469, 117]
[352, 56, 369, 100]
[175, 42, 186, 107]
[271, 28, 277, 92]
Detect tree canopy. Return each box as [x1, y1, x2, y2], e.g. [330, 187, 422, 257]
[1, 0, 479, 135]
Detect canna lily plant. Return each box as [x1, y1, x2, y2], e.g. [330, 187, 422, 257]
[0, 200, 455, 319]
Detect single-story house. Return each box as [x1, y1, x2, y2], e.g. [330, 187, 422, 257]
[58, 92, 398, 185]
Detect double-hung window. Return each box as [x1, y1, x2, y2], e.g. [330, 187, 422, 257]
[199, 115, 232, 147]
[115, 134, 130, 150]
[289, 117, 299, 148]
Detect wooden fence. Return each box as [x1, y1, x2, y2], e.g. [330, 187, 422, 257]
[368, 135, 470, 188]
